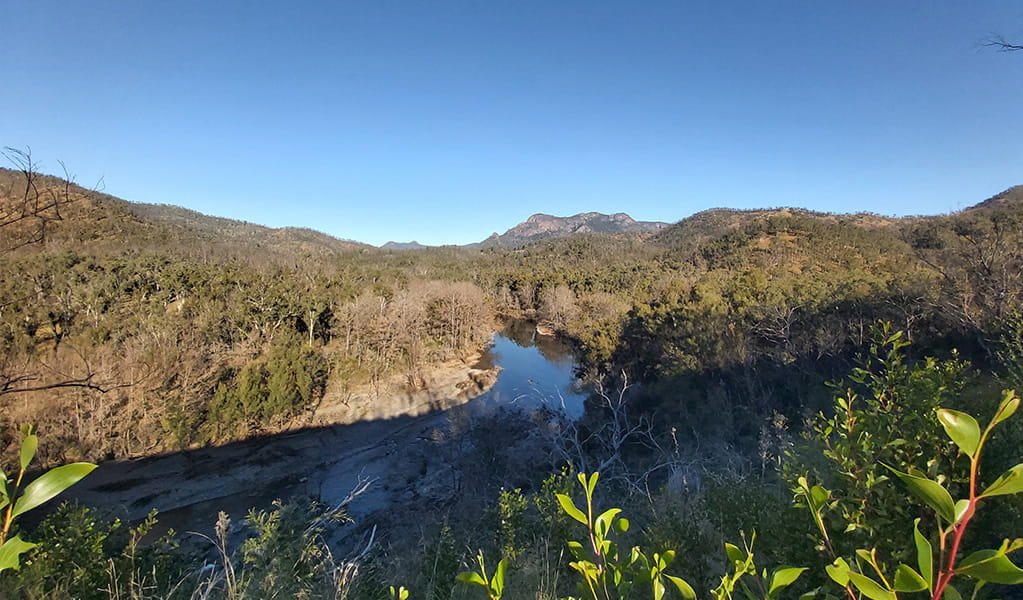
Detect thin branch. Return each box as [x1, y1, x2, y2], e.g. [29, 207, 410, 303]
[982, 36, 1023, 52]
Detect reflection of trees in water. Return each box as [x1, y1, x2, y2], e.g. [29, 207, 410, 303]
[499, 319, 576, 367]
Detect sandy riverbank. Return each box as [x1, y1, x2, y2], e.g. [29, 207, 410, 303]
[62, 345, 504, 524]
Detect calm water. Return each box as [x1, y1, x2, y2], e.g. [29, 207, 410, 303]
[473, 320, 587, 420]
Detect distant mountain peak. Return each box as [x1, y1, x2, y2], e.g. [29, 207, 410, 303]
[381, 240, 429, 250]
[479, 211, 668, 248]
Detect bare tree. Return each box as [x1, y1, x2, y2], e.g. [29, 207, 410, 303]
[0, 146, 76, 252]
[0, 148, 116, 398]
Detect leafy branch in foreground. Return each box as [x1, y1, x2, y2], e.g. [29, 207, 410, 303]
[0, 424, 96, 573]
[712, 532, 806, 600]
[798, 391, 1023, 600]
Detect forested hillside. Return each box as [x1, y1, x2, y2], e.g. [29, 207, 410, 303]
[2, 163, 1022, 599]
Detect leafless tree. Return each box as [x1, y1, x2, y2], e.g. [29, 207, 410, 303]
[0, 148, 117, 398]
[0, 146, 76, 253]
[551, 373, 681, 495]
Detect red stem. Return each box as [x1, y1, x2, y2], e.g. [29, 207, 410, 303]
[931, 454, 979, 600]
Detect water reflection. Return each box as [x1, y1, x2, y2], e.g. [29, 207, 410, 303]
[474, 321, 586, 420]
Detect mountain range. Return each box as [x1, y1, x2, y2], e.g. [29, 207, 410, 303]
[3, 167, 1021, 257]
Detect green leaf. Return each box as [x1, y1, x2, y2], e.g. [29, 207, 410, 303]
[768, 567, 808, 597]
[954, 499, 971, 524]
[955, 549, 1023, 584]
[980, 463, 1023, 498]
[942, 584, 961, 600]
[894, 564, 928, 592]
[810, 485, 830, 510]
[11, 462, 96, 518]
[725, 543, 745, 565]
[456, 572, 487, 587]
[616, 517, 630, 533]
[556, 494, 588, 525]
[991, 390, 1019, 427]
[825, 558, 851, 586]
[492, 559, 506, 598]
[665, 575, 696, 600]
[653, 577, 666, 600]
[884, 464, 956, 523]
[595, 508, 622, 536]
[914, 519, 933, 592]
[0, 535, 37, 572]
[847, 572, 896, 600]
[19, 434, 38, 473]
[937, 409, 981, 458]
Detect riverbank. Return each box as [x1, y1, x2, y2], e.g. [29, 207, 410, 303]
[59, 323, 583, 562]
[310, 348, 501, 425]
[64, 347, 503, 524]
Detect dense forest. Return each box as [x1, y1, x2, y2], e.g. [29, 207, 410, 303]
[1, 159, 1022, 599]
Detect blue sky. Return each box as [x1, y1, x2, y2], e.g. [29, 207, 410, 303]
[4, 2, 1022, 246]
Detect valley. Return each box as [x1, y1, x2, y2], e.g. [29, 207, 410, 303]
[2, 165, 1022, 599]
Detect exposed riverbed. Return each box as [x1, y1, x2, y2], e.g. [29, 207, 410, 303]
[63, 322, 586, 542]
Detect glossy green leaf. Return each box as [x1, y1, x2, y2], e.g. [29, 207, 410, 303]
[456, 572, 487, 587]
[665, 575, 696, 600]
[825, 558, 851, 586]
[0, 536, 37, 572]
[848, 572, 895, 600]
[954, 499, 971, 524]
[653, 577, 666, 600]
[937, 409, 980, 457]
[955, 549, 1023, 584]
[884, 464, 956, 523]
[913, 519, 933, 591]
[980, 463, 1023, 498]
[991, 391, 1019, 427]
[492, 559, 506, 597]
[894, 564, 928, 592]
[11, 462, 96, 518]
[725, 543, 745, 565]
[659, 550, 675, 570]
[769, 567, 807, 597]
[19, 434, 38, 473]
[556, 494, 588, 525]
[595, 508, 622, 536]
[810, 485, 830, 510]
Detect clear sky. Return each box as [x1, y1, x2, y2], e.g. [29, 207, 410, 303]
[4, 2, 1022, 246]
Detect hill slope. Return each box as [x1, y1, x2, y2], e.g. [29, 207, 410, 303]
[0, 167, 369, 260]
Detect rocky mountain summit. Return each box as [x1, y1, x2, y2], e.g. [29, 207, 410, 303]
[479, 211, 669, 248]
[381, 240, 429, 250]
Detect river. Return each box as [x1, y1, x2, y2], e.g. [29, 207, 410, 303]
[63, 322, 586, 538]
